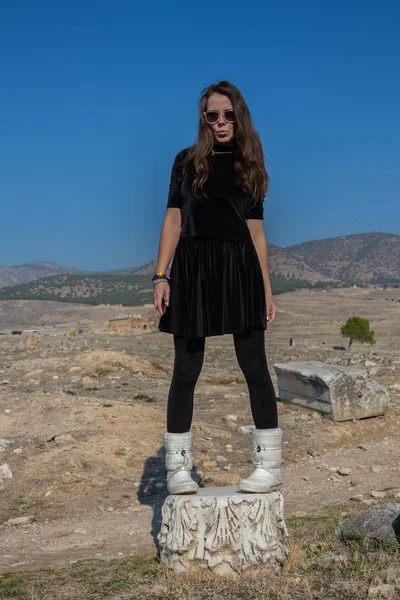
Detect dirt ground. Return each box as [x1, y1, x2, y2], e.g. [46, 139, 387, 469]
[0, 287, 399, 573]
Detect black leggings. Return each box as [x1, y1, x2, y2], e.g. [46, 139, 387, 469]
[167, 327, 278, 433]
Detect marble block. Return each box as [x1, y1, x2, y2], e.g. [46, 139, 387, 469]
[158, 486, 289, 576]
[273, 360, 389, 421]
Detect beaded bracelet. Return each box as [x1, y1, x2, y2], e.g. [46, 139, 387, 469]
[152, 277, 169, 286]
[152, 271, 169, 280]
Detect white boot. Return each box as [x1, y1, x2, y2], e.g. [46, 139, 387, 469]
[164, 431, 199, 495]
[238, 427, 283, 493]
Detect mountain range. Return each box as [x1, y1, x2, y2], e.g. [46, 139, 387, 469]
[0, 232, 399, 296]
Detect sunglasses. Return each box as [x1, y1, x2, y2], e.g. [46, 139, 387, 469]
[203, 109, 236, 125]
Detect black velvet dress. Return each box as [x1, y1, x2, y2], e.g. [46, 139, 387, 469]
[158, 144, 267, 338]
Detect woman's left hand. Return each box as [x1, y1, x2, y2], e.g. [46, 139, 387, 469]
[266, 293, 277, 324]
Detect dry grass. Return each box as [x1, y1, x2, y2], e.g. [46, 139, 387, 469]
[1, 507, 399, 599]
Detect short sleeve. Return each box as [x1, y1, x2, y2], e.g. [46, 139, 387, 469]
[245, 201, 264, 220]
[166, 150, 187, 209]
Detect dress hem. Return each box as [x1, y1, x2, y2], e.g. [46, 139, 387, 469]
[158, 324, 267, 338]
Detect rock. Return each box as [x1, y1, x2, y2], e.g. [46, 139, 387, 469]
[368, 584, 396, 598]
[0, 380, 9, 385]
[239, 425, 255, 434]
[294, 414, 313, 422]
[317, 463, 330, 471]
[0, 439, 15, 447]
[336, 503, 400, 547]
[54, 433, 75, 445]
[371, 465, 382, 473]
[0, 463, 13, 479]
[69, 366, 82, 373]
[158, 486, 289, 575]
[358, 443, 370, 451]
[364, 361, 376, 367]
[216, 456, 228, 463]
[224, 414, 238, 422]
[370, 491, 387, 499]
[307, 448, 319, 457]
[273, 361, 389, 421]
[6, 516, 35, 526]
[311, 412, 323, 421]
[350, 495, 364, 502]
[338, 468, 352, 476]
[362, 499, 377, 506]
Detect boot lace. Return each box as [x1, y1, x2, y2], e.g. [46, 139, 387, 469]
[168, 449, 189, 473]
[181, 449, 189, 468]
[251, 445, 262, 466]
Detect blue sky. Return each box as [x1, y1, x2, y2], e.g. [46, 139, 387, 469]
[1, 0, 399, 271]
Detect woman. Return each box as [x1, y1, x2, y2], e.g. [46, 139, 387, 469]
[153, 81, 282, 495]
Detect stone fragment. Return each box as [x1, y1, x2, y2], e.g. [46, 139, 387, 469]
[336, 503, 400, 547]
[54, 433, 74, 445]
[0, 463, 13, 479]
[294, 414, 313, 422]
[350, 495, 364, 502]
[370, 465, 382, 473]
[69, 366, 82, 373]
[338, 468, 351, 476]
[368, 584, 396, 598]
[307, 448, 319, 457]
[273, 361, 389, 421]
[239, 425, 254, 434]
[317, 463, 330, 471]
[224, 414, 238, 422]
[0, 439, 15, 447]
[6, 516, 35, 527]
[370, 491, 387, 499]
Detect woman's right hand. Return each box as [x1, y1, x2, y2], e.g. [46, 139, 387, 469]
[154, 282, 170, 316]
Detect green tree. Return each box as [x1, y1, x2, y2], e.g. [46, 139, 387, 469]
[340, 316, 376, 350]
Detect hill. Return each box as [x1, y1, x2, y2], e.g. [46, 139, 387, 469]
[1, 232, 399, 306]
[0, 261, 81, 288]
[0, 273, 153, 306]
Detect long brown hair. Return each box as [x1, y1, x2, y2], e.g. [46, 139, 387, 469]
[185, 81, 269, 207]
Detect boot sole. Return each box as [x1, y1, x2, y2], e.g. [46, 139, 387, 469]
[238, 482, 283, 493]
[168, 485, 199, 495]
